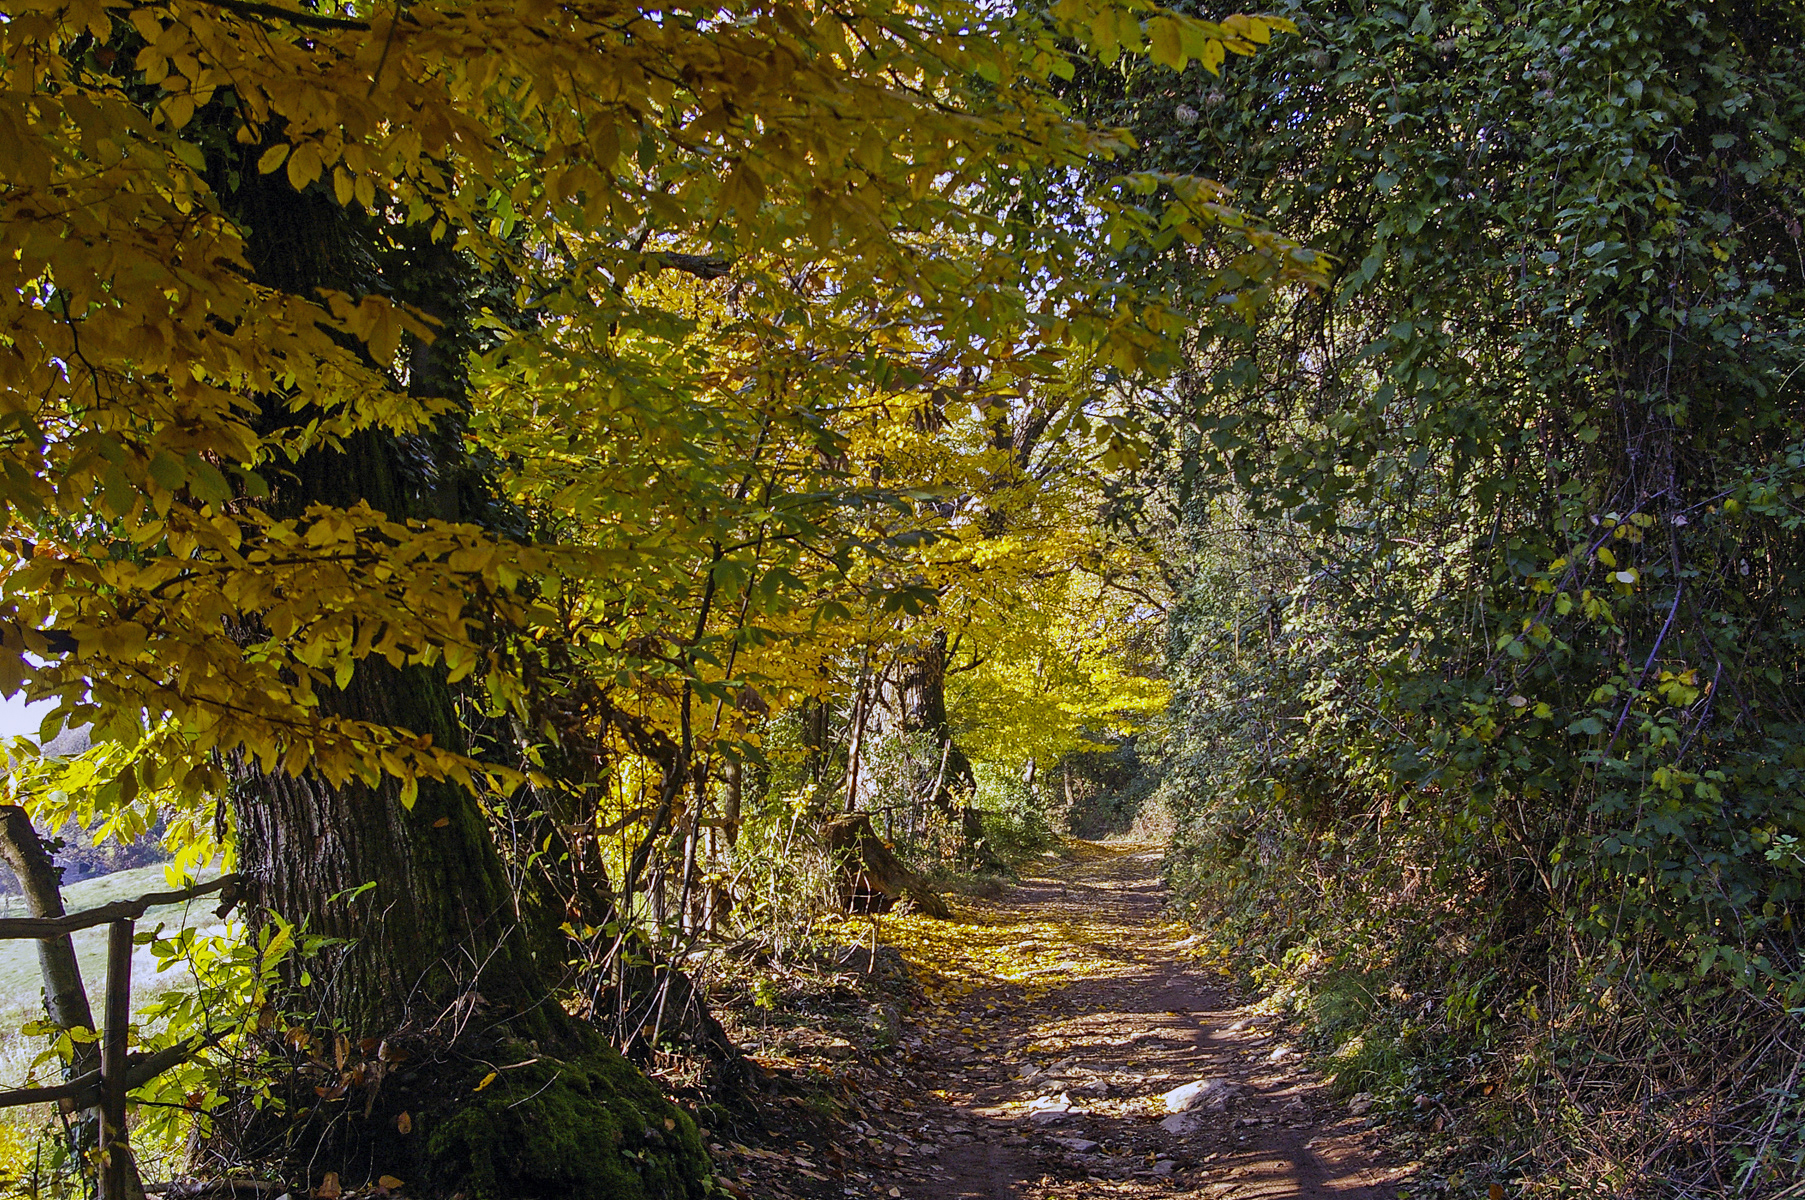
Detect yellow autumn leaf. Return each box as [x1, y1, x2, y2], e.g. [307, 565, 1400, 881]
[1147, 17, 1184, 69]
[1201, 35, 1226, 74]
[287, 142, 325, 190]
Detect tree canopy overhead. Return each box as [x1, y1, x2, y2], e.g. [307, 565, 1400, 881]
[0, 0, 1312, 1194]
[9, 0, 1805, 1194]
[0, 0, 1308, 800]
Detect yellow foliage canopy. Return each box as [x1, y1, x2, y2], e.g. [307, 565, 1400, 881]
[0, 0, 1315, 827]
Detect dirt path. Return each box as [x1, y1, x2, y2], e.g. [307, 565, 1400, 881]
[847, 842, 1409, 1200]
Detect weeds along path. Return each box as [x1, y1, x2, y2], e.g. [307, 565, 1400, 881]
[856, 841, 1408, 1200]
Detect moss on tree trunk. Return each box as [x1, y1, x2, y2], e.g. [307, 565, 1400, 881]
[422, 1029, 708, 1200]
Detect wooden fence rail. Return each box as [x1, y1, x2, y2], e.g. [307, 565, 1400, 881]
[0, 873, 241, 1200]
[0, 875, 237, 940]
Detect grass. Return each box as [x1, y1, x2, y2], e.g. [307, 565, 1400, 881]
[0, 863, 225, 1018]
[0, 863, 228, 1192]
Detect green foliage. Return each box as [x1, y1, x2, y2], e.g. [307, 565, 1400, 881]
[720, 787, 841, 952]
[126, 910, 329, 1148]
[3, 900, 322, 1195]
[971, 763, 1062, 864]
[1086, 0, 1805, 1191]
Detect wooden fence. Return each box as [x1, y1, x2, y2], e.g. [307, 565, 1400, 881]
[0, 874, 240, 1200]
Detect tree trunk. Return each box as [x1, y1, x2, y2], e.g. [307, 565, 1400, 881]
[895, 629, 992, 862]
[0, 806, 99, 1073]
[226, 166, 546, 1037]
[721, 758, 742, 845]
[844, 668, 875, 814]
[798, 696, 832, 786]
[233, 668, 543, 1032]
[824, 814, 949, 918]
[204, 141, 707, 1200]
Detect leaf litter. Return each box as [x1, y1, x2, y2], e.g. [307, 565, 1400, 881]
[705, 840, 1415, 1200]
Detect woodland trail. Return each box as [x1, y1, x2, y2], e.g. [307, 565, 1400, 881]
[845, 841, 1411, 1200]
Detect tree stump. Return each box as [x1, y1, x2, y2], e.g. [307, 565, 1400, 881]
[824, 815, 949, 919]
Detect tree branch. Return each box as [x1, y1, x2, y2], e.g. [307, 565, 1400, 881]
[0, 875, 240, 941]
[188, 0, 372, 32]
[652, 252, 732, 280]
[0, 1034, 223, 1111]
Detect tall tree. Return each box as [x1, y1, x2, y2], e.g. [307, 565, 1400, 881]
[1, 0, 1311, 1191]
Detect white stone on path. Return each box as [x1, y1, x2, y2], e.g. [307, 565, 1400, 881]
[1161, 1078, 1240, 1113]
[1027, 1091, 1084, 1122]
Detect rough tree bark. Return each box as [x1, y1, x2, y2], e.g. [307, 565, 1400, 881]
[202, 141, 707, 1199]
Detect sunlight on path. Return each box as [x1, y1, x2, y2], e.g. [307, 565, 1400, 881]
[827, 840, 1410, 1200]
[877, 844, 1187, 1004]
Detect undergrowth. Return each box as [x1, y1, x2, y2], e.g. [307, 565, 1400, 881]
[1160, 713, 1805, 1197]
[1091, 1, 1805, 1193]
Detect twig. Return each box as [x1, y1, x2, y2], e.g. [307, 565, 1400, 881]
[927, 735, 954, 814]
[189, 0, 370, 30]
[1604, 581, 1683, 754]
[143, 1181, 284, 1198]
[1736, 1045, 1804, 1194]
[0, 1033, 228, 1112]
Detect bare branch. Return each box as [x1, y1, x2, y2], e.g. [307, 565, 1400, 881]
[188, 0, 372, 32]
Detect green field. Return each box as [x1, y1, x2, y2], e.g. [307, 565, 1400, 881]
[0, 863, 226, 1020]
[0, 864, 228, 1178]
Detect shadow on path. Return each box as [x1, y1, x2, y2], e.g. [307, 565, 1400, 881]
[864, 842, 1410, 1200]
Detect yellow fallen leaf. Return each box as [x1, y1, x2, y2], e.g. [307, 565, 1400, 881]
[474, 1071, 498, 1091]
[379, 1177, 404, 1190]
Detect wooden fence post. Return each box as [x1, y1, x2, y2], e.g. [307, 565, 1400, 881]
[0, 806, 102, 1141]
[0, 872, 237, 1194]
[101, 917, 135, 1200]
